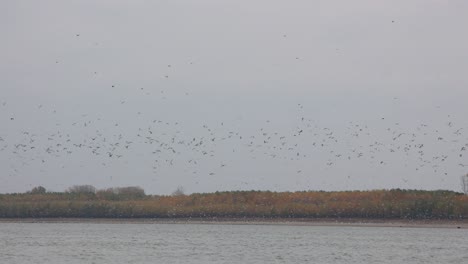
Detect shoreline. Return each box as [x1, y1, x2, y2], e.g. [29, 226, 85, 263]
[1, 217, 468, 229]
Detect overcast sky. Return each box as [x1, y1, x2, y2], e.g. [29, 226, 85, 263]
[2, 0, 468, 194]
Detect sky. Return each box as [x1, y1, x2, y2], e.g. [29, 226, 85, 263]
[1, 0, 468, 195]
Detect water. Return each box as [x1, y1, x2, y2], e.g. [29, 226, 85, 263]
[1, 222, 467, 263]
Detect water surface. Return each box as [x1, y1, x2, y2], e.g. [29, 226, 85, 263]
[1, 222, 467, 263]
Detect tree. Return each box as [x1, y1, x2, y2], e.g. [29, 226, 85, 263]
[115, 186, 145, 197]
[29, 186, 46, 194]
[113, 186, 146, 199]
[67, 185, 96, 194]
[461, 174, 468, 195]
[96, 186, 146, 200]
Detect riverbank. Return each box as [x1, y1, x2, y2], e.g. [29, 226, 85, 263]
[1, 217, 468, 229]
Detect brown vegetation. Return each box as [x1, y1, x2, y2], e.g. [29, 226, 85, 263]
[0, 188, 467, 219]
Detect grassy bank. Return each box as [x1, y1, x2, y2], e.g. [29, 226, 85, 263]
[1, 189, 468, 219]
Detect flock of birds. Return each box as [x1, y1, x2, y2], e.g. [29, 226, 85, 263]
[2, 95, 468, 186]
[2, 29, 468, 192]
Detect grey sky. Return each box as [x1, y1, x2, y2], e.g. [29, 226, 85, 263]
[1, 0, 468, 194]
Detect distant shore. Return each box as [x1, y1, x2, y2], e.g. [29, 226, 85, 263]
[2, 190, 468, 221]
[1, 217, 468, 229]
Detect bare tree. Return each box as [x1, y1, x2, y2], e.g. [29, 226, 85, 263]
[461, 174, 468, 195]
[172, 186, 185, 196]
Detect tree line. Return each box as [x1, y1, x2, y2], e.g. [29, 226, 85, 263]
[1, 186, 468, 219]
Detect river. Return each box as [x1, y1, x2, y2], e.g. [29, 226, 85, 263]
[1, 222, 467, 263]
